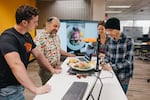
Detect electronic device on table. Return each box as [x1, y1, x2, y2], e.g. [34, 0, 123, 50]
[61, 82, 88, 100]
[78, 44, 95, 63]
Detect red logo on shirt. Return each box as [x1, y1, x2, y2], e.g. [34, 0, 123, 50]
[24, 42, 32, 52]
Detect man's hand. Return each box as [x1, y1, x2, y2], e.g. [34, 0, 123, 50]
[99, 53, 105, 58]
[68, 53, 76, 57]
[101, 62, 112, 71]
[51, 68, 62, 74]
[35, 84, 51, 94]
[55, 65, 62, 70]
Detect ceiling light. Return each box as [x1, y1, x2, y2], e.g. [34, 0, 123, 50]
[105, 11, 122, 13]
[108, 6, 131, 8]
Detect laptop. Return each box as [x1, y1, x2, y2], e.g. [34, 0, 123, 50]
[78, 44, 95, 63]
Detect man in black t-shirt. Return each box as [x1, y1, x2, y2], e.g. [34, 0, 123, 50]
[0, 5, 61, 100]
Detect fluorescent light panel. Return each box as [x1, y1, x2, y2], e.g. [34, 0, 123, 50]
[105, 11, 122, 13]
[108, 6, 131, 8]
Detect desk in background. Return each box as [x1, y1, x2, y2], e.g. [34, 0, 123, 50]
[134, 42, 150, 60]
[134, 42, 148, 46]
[34, 57, 127, 100]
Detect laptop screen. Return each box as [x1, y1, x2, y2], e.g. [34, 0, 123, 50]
[78, 44, 95, 62]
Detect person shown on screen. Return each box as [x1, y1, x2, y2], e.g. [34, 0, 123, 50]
[34, 17, 76, 85]
[70, 27, 81, 45]
[0, 5, 61, 100]
[101, 17, 134, 94]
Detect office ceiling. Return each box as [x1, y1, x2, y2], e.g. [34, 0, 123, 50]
[106, 0, 150, 20]
[37, 0, 150, 20]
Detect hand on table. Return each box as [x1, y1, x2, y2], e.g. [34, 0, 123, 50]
[69, 53, 76, 57]
[50, 64, 62, 74]
[101, 62, 112, 71]
[35, 84, 51, 94]
[53, 68, 62, 74]
[54, 65, 62, 70]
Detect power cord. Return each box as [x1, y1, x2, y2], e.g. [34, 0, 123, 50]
[86, 71, 103, 100]
[87, 70, 114, 100]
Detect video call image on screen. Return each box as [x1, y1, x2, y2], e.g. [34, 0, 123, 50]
[57, 20, 98, 54]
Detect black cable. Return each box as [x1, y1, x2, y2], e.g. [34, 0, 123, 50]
[86, 71, 103, 100]
[97, 71, 103, 100]
[86, 71, 102, 100]
[86, 77, 98, 100]
[89, 70, 113, 100]
[95, 34, 101, 71]
[87, 34, 112, 100]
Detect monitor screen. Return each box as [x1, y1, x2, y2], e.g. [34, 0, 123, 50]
[57, 20, 98, 54]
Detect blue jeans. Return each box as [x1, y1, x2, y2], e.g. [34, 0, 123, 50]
[0, 85, 25, 100]
[121, 83, 129, 94]
[120, 78, 130, 94]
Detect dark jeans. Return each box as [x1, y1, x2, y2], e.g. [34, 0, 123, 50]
[120, 78, 130, 94]
[0, 85, 25, 100]
[121, 82, 129, 94]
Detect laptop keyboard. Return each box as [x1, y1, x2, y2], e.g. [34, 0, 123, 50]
[61, 82, 88, 100]
[78, 58, 89, 63]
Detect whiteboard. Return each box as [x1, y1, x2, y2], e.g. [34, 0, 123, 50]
[123, 26, 143, 39]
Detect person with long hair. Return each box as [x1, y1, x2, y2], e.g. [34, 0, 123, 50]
[97, 21, 107, 58]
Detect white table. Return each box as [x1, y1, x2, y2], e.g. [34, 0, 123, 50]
[34, 57, 127, 100]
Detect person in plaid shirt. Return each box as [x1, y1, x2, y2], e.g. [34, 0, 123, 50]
[101, 17, 134, 94]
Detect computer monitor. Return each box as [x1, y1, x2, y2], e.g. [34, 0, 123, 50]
[57, 19, 98, 54]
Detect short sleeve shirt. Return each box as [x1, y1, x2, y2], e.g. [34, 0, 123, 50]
[34, 32, 61, 66]
[0, 28, 36, 88]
